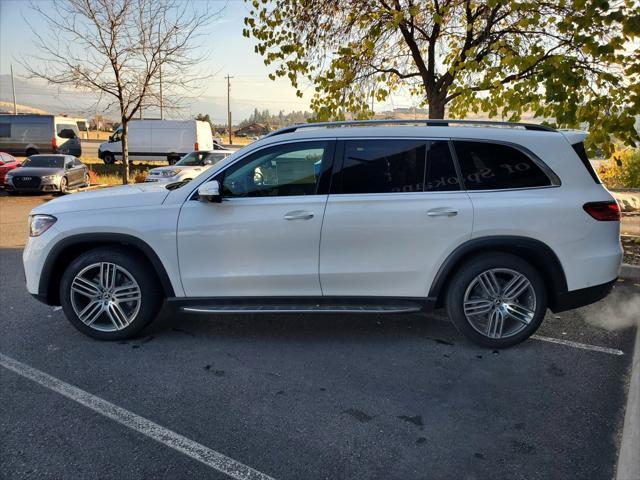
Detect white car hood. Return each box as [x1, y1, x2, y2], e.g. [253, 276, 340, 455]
[32, 183, 171, 215]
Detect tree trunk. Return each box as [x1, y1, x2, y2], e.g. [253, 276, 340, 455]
[428, 95, 446, 119]
[121, 119, 129, 185]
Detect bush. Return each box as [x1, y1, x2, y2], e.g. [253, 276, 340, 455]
[598, 149, 640, 189]
[134, 171, 148, 183]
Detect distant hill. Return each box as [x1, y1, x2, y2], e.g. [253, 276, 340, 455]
[0, 100, 48, 114]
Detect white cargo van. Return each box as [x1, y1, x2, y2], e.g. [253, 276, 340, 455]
[98, 120, 213, 164]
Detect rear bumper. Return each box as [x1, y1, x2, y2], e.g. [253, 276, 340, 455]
[551, 279, 617, 313]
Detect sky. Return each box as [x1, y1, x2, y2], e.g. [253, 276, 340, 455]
[0, 0, 346, 122]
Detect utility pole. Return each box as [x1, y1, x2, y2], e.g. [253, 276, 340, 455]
[10, 64, 17, 114]
[226, 74, 233, 145]
[159, 63, 164, 120]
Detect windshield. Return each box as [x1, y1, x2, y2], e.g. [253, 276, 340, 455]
[175, 152, 205, 166]
[21, 156, 64, 168]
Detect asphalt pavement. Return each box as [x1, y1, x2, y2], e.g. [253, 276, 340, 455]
[0, 195, 638, 480]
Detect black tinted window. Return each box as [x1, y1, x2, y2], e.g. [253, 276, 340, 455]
[341, 140, 426, 193]
[454, 141, 551, 190]
[22, 156, 64, 168]
[425, 141, 460, 191]
[223, 141, 327, 197]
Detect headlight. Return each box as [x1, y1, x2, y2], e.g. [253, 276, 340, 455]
[41, 175, 59, 182]
[162, 169, 182, 177]
[29, 214, 57, 237]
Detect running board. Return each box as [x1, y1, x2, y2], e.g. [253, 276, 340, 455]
[181, 304, 422, 314]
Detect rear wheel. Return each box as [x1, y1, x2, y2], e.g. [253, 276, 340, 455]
[82, 172, 90, 187]
[167, 154, 180, 165]
[60, 248, 162, 340]
[445, 253, 547, 348]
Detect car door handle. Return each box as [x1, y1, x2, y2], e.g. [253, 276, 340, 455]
[427, 208, 459, 217]
[284, 211, 314, 221]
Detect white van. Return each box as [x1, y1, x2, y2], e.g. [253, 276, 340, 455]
[98, 120, 213, 164]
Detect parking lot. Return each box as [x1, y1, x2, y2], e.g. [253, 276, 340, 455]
[0, 194, 638, 480]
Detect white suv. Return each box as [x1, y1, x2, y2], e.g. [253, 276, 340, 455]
[23, 120, 622, 348]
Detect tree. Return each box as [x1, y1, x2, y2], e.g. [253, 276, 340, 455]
[25, 0, 217, 183]
[244, 0, 640, 153]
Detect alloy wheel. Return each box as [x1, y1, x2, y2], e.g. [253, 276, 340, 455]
[69, 262, 142, 332]
[462, 268, 536, 339]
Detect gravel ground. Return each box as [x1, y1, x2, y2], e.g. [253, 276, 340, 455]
[622, 235, 640, 266]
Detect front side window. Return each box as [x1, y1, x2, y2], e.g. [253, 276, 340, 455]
[454, 141, 552, 190]
[56, 123, 79, 137]
[222, 141, 328, 197]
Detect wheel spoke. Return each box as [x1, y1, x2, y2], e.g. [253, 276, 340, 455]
[113, 284, 141, 303]
[477, 270, 500, 297]
[100, 263, 116, 291]
[503, 274, 531, 301]
[504, 302, 535, 325]
[106, 302, 130, 329]
[464, 298, 494, 316]
[486, 309, 505, 338]
[71, 277, 101, 298]
[78, 300, 103, 326]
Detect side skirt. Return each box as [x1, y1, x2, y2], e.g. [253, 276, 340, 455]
[165, 296, 437, 315]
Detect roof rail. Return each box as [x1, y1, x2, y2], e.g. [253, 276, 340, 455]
[264, 119, 556, 138]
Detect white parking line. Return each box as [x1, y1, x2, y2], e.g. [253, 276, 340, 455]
[0, 353, 275, 480]
[531, 335, 624, 356]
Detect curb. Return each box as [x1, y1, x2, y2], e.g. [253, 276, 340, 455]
[616, 326, 640, 480]
[620, 264, 640, 281]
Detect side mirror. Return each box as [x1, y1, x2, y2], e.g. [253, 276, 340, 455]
[198, 180, 222, 203]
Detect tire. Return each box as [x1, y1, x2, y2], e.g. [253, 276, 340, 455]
[82, 172, 90, 187]
[59, 247, 163, 340]
[167, 155, 180, 165]
[445, 253, 547, 348]
[103, 152, 115, 165]
[26, 148, 37, 157]
[58, 177, 68, 195]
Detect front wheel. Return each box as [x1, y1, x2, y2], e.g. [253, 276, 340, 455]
[102, 152, 115, 165]
[60, 248, 163, 340]
[58, 177, 68, 195]
[445, 253, 547, 348]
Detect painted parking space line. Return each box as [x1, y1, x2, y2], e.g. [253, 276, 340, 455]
[0, 353, 275, 480]
[531, 335, 624, 356]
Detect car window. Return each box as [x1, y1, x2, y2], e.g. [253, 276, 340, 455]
[73, 158, 82, 166]
[0, 123, 10, 138]
[22, 156, 64, 168]
[56, 123, 79, 137]
[425, 141, 460, 191]
[222, 141, 328, 197]
[340, 139, 427, 194]
[203, 152, 229, 165]
[176, 152, 203, 166]
[453, 141, 552, 190]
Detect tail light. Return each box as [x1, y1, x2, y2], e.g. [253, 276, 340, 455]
[51, 136, 58, 151]
[583, 201, 620, 221]
[194, 142, 199, 151]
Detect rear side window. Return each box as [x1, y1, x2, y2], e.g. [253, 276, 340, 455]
[341, 140, 426, 194]
[454, 141, 552, 190]
[425, 141, 460, 191]
[572, 142, 601, 183]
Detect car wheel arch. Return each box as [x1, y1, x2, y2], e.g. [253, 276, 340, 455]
[39, 233, 175, 305]
[429, 236, 568, 311]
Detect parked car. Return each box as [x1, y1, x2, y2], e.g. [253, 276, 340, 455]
[98, 120, 213, 165]
[145, 150, 232, 184]
[0, 152, 21, 185]
[23, 120, 622, 347]
[6, 154, 88, 194]
[0, 114, 82, 157]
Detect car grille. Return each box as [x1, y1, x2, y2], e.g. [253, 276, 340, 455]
[13, 176, 41, 188]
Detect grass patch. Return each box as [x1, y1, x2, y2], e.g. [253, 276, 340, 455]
[82, 156, 157, 185]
